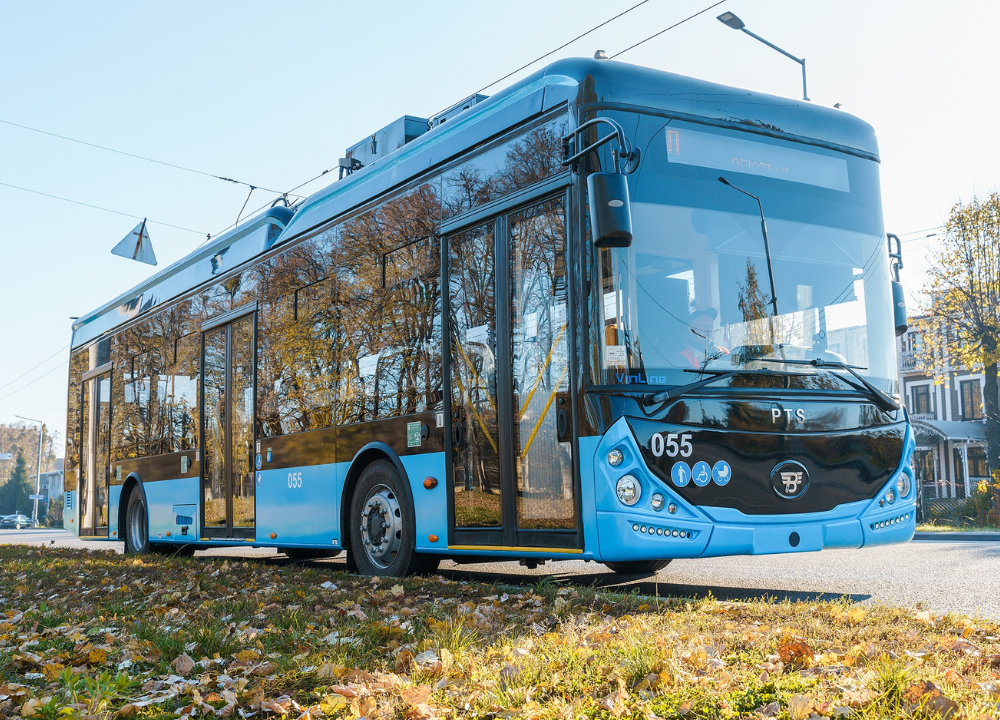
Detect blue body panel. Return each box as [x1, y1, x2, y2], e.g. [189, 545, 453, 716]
[399, 452, 448, 552]
[587, 418, 916, 562]
[145, 477, 199, 542]
[256, 463, 341, 547]
[109, 485, 122, 539]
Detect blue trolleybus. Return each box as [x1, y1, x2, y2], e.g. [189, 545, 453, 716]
[63, 58, 915, 576]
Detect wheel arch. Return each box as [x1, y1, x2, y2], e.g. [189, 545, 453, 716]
[117, 473, 147, 538]
[340, 443, 414, 553]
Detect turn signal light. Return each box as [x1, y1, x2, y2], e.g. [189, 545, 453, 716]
[428, 534, 439, 543]
[270, 532, 277, 539]
[423, 477, 438, 489]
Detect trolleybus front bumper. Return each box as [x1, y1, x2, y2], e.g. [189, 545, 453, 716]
[584, 419, 916, 562]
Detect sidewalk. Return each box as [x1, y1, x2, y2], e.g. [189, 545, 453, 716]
[914, 531, 1000, 542]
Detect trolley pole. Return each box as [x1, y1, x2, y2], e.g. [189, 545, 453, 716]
[14, 415, 44, 528]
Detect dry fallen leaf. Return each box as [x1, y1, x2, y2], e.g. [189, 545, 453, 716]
[777, 641, 814, 668]
[786, 694, 815, 720]
[172, 653, 195, 677]
[400, 685, 432, 707]
[903, 680, 959, 719]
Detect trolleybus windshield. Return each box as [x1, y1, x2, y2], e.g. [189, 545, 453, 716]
[594, 114, 897, 395]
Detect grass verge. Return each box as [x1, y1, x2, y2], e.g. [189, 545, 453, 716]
[1, 546, 999, 719]
[916, 522, 999, 534]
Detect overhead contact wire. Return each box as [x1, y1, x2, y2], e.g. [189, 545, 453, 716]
[0, 180, 205, 235]
[0, 117, 300, 198]
[610, 0, 728, 58]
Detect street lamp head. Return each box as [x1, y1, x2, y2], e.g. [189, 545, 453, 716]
[717, 12, 745, 30]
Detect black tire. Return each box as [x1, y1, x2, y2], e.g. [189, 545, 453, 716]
[604, 559, 672, 576]
[124, 490, 150, 555]
[414, 554, 441, 575]
[348, 460, 426, 577]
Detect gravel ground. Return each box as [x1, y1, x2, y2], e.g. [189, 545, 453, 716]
[4, 528, 997, 619]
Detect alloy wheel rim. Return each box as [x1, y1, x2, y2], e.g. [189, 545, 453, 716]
[359, 484, 402, 569]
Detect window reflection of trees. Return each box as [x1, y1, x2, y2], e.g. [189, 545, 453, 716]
[67, 111, 568, 487]
[510, 200, 574, 530]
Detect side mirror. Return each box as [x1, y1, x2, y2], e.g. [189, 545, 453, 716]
[588, 172, 633, 248]
[892, 280, 907, 336]
[886, 233, 907, 336]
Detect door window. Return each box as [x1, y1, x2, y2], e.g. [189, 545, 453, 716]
[202, 314, 256, 537]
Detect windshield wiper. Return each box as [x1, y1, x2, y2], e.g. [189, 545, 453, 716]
[641, 368, 795, 406]
[754, 357, 901, 412]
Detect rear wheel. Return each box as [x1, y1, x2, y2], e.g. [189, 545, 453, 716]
[603, 559, 671, 576]
[124, 490, 150, 555]
[348, 460, 430, 577]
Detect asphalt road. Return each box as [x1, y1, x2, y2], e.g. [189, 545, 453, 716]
[3, 529, 998, 619]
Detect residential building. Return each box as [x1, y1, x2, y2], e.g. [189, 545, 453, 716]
[898, 325, 987, 514]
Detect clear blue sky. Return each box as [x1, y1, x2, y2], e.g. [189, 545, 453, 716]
[1, 0, 996, 454]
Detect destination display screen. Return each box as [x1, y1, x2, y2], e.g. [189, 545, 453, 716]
[665, 126, 850, 192]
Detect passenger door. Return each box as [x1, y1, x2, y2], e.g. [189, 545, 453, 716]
[79, 370, 111, 536]
[446, 193, 577, 550]
[201, 312, 256, 539]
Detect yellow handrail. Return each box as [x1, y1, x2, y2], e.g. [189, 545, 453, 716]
[453, 336, 497, 414]
[519, 363, 569, 461]
[451, 371, 498, 455]
[518, 322, 568, 418]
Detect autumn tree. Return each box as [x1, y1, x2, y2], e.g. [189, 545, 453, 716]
[918, 192, 1000, 522]
[0, 451, 32, 516]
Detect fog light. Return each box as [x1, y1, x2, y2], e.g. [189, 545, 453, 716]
[616, 475, 641, 506]
[667, 503, 677, 514]
[885, 488, 896, 505]
[608, 449, 624, 467]
[896, 474, 911, 498]
[650, 493, 665, 511]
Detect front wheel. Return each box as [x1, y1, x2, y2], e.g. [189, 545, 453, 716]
[124, 490, 150, 555]
[348, 460, 427, 577]
[604, 559, 671, 576]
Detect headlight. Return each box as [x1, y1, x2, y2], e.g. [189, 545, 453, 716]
[616, 475, 641, 506]
[650, 493, 664, 511]
[608, 449, 624, 467]
[896, 474, 911, 498]
[885, 488, 896, 505]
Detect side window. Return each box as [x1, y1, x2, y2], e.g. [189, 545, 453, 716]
[441, 115, 568, 220]
[167, 333, 200, 452]
[336, 183, 442, 423]
[256, 234, 338, 437]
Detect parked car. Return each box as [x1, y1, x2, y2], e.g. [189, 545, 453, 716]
[0, 513, 31, 529]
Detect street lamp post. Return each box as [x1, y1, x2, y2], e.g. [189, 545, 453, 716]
[717, 12, 809, 102]
[13, 415, 43, 528]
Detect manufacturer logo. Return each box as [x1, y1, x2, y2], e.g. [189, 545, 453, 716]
[770, 460, 809, 499]
[771, 407, 807, 424]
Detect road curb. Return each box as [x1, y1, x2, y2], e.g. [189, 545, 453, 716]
[914, 531, 1000, 542]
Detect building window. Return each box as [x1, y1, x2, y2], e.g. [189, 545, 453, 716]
[960, 379, 984, 421]
[968, 447, 988, 480]
[910, 385, 931, 416]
